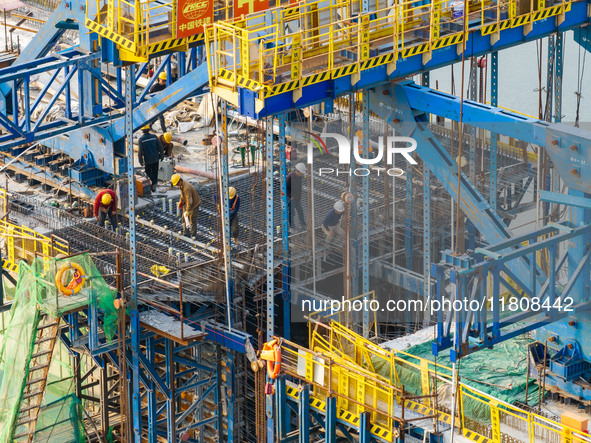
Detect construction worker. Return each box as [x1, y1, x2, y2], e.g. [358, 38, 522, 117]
[93, 188, 118, 229]
[138, 126, 164, 192]
[287, 163, 307, 229]
[322, 200, 345, 243]
[229, 186, 240, 241]
[171, 174, 201, 237]
[150, 72, 168, 131]
[159, 132, 174, 157]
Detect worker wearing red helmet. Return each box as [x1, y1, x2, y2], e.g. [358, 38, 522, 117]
[94, 189, 118, 230]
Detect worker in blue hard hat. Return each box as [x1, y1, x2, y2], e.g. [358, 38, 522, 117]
[150, 71, 169, 131]
[138, 126, 164, 192]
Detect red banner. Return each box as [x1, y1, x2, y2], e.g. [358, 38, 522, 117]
[177, 0, 213, 39]
[234, 0, 269, 18]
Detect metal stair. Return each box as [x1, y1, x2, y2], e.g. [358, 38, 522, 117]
[12, 316, 61, 442]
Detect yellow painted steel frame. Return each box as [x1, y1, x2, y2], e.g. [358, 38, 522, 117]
[205, 0, 571, 102]
[304, 321, 591, 443]
[85, 0, 219, 60]
[280, 338, 411, 442]
[0, 219, 69, 274]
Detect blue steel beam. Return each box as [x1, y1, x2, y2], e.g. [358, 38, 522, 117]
[369, 84, 534, 288]
[362, 90, 370, 337]
[253, 0, 590, 117]
[279, 113, 291, 340]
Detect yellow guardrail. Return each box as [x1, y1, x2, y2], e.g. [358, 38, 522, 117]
[280, 338, 432, 442]
[297, 320, 591, 443]
[86, 0, 223, 60]
[0, 219, 69, 274]
[206, 0, 571, 105]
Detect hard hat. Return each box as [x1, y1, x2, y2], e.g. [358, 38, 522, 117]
[142, 125, 150, 131]
[295, 163, 306, 174]
[158, 72, 167, 81]
[229, 187, 236, 199]
[163, 132, 173, 143]
[171, 174, 181, 186]
[456, 155, 467, 168]
[101, 193, 112, 206]
[334, 200, 345, 212]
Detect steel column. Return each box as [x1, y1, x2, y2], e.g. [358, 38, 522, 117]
[266, 116, 275, 443]
[490, 52, 498, 210]
[166, 339, 176, 443]
[359, 412, 371, 443]
[279, 113, 290, 340]
[422, 72, 431, 326]
[125, 63, 142, 443]
[554, 32, 563, 123]
[220, 100, 234, 326]
[147, 337, 158, 442]
[326, 396, 336, 443]
[362, 90, 370, 337]
[299, 385, 310, 443]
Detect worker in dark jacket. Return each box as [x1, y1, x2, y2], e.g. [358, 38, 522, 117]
[286, 163, 306, 230]
[171, 174, 201, 237]
[150, 72, 168, 131]
[322, 200, 345, 243]
[159, 132, 174, 157]
[94, 189, 118, 229]
[229, 186, 240, 241]
[138, 126, 164, 192]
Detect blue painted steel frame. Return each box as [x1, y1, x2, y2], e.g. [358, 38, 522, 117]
[266, 116, 275, 443]
[279, 113, 291, 340]
[125, 63, 142, 443]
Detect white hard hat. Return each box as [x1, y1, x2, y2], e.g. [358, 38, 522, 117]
[334, 201, 345, 212]
[295, 163, 306, 174]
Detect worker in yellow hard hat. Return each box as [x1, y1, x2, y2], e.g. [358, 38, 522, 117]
[150, 71, 169, 131]
[228, 187, 240, 241]
[171, 174, 201, 237]
[159, 132, 174, 157]
[94, 189, 118, 229]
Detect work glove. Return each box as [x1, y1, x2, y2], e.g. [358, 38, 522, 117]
[183, 212, 191, 229]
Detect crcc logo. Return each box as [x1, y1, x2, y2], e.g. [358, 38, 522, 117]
[305, 132, 418, 176]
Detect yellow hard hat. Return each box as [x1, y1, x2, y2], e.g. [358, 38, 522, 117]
[101, 193, 112, 205]
[142, 125, 150, 131]
[229, 187, 236, 199]
[158, 72, 167, 81]
[163, 132, 173, 143]
[171, 173, 181, 186]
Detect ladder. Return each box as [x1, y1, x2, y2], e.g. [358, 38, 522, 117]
[12, 315, 60, 442]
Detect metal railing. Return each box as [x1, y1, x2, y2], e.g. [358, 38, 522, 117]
[297, 320, 591, 443]
[206, 0, 571, 97]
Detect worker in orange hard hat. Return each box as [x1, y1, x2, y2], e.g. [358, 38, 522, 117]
[150, 71, 169, 131]
[94, 189, 118, 230]
[159, 132, 175, 157]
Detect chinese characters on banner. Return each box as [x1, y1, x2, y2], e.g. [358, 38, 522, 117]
[177, 0, 213, 39]
[234, 0, 269, 17]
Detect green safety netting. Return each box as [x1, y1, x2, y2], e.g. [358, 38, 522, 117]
[372, 334, 539, 422]
[33, 394, 84, 443]
[0, 254, 117, 442]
